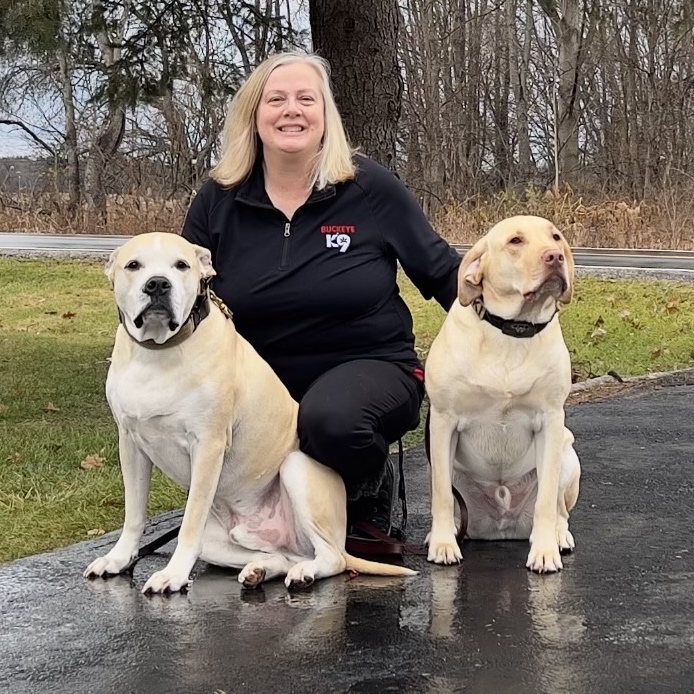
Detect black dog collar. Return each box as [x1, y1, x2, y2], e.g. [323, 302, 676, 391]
[473, 299, 557, 338]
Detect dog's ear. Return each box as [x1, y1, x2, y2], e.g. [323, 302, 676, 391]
[559, 235, 574, 304]
[194, 244, 216, 280]
[457, 237, 487, 306]
[105, 248, 119, 285]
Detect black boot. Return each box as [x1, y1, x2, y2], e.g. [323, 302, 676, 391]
[347, 456, 404, 541]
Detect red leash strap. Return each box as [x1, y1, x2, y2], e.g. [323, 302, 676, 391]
[345, 485, 468, 559]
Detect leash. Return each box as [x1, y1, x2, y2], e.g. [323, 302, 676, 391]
[345, 438, 468, 559]
[137, 525, 180, 558]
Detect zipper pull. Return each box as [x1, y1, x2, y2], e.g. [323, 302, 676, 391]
[284, 222, 291, 237]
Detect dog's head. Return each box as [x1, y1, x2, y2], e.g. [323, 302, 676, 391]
[106, 232, 215, 344]
[457, 216, 574, 317]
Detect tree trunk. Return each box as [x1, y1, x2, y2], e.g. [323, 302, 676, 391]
[57, 47, 80, 219]
[84, 0, 127, 227]
[509, 0, 533, 184]
[542, 0, 584, 188]
[310, 0, 402, 170]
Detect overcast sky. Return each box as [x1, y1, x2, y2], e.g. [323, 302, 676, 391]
[0, 129, 34, 158]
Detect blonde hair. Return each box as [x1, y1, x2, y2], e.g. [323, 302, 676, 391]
[210, 51, 357, 190]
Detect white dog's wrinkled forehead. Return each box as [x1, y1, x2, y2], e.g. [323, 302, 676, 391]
[121, 233, 197, 267]
[487, 215, 562, 245]
[107, 232, 202, 280]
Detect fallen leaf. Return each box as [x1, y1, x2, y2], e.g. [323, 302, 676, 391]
[6, 452, 22, 463]
[594, 316, 604, 328]
[590, 327, 607, 339]
[87, 528, 106, 537]
[62, 311, 76, 319]
[80, 453, 106, 470]
[666, 301, 679, 314]
[44, 402, 60, 413]
[619, 310, 631, 319]
[652, 347, 663, 358]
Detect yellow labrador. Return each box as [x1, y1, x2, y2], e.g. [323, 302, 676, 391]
[426, 216, 580, 573]
[84, 233, 415, 594]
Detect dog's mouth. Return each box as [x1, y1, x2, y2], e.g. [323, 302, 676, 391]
[523, 273, 567, 302]
[133, 302, 179, 332]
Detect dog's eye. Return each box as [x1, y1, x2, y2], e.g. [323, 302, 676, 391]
[125, 260, 140, 270]
[175, 260, 190, 270]
[553, 233, 562, 241]
[509, 237, 523, 245]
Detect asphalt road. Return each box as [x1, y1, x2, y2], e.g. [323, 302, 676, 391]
[2, 232, 694, 271]
[2, 373, 693, 694]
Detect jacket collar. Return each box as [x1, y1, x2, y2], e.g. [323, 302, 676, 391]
[235, 153, 336, 208]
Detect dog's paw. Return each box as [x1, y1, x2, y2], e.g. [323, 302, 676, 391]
[239, 564, 267, 589]
[557, 528, 575, 555]
[427, 532, 463, 565]
[142, 570, 191, 595]
[526, 541, 563, 573]
[284, 561, 315, 589]
[84, 554, 134, 579]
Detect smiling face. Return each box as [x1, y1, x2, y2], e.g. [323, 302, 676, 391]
[255, 62, 325, 159]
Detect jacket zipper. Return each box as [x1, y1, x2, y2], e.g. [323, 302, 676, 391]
[279, 221, 291, 269]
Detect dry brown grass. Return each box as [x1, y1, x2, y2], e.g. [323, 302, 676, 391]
[0, 192, 188, 235]
[2, 185, 694, 248]
[435, 185, 694, 249]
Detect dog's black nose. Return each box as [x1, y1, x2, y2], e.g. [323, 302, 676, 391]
[143, 276, 171, 296]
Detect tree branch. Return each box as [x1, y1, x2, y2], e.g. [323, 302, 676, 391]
[0, 120, 56, 156]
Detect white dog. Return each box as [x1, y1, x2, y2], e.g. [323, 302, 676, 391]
[425, 216, 581, 573]
[84, 233, 415, 594]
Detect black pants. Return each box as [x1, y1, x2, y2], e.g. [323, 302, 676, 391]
[297, 359, 423, 497]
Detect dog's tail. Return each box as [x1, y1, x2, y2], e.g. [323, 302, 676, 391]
[343, 553, 417, 577]
[494, 485, 512, 512]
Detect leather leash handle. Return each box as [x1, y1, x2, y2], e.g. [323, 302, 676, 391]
[137, 525, 180, 559]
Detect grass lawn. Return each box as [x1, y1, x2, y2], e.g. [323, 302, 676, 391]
[2, 257, 694, 562]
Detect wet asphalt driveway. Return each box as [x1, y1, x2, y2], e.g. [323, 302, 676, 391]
[1, 377, 693, 694]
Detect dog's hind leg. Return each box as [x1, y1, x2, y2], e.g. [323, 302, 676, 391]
[279, 451, 347, 588]
[201, 515, 292, 588]
[556, 431, 581, 554]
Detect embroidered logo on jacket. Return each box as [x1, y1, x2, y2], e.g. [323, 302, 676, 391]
[321, 225, 355, 253]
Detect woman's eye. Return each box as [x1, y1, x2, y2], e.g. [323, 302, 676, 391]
[175, 260, 190, 270]
[125, 260, 140, 270]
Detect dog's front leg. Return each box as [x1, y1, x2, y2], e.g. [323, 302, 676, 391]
[427, 408, 462, 564]
[527, 411, 565, 573]
[142, 435, 227, 595]
[84, 431, 153, 578]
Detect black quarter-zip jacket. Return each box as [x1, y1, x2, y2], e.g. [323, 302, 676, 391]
[182, 155, 461, 400]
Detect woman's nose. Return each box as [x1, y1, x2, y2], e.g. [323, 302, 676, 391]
[282, 97, 301, 115]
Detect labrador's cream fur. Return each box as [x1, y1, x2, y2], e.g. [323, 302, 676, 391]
[425, 216, 581, 573]
[84, 232, 415, 594]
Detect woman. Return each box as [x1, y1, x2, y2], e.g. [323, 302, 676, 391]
[182, 51, 460, 543]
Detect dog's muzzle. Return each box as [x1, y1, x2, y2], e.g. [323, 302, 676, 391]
[134, 275, 179, 331]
